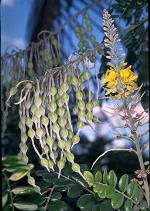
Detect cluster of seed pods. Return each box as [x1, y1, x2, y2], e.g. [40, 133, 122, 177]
[17, 65, 99, 185]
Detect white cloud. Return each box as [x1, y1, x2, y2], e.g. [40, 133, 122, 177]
[1, 0, 14, 6]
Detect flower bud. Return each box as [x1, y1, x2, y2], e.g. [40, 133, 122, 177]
[86, 102, 93, 111]
[61, 82, 69, 92]
[48, 160, 54, 169]
[65, 140, 72, 150]
[57, 158, 66, 170]
[22, 154, 28, 164]
[50, 86, 57, 96]
[71, 76, 78, 86]
[76, 91, 83, 100]
[34, 96, 42, 107]
[66, 152, 74, 163]
[36, 128, 44, 139]
[41, 158, 49, 168]
[72, 135, 80, 145]
[28, 128, 35, 139]
[77, 121, 84, 130]
[78, 100, 85, 110]
[57, 108, 65, 116]
[41, 116, 49, 126]
[28, 175, 36, 186]
[58, 140, 65, 149]
[83, 70, 90, 80]
[9, 86, 17, 96]
[49, 102, 57, 112]
[72, 163, 80, 173]
[31, 105, 38, 114]
[62, 93, 69, 103]
[58, 117, 67, 127]
[43, 145, 49, 153]
[46, 136, 53, 146]
[20, 115, 26, 125]
[58, 88, 64, 96]
[57, 98, 64, 107]
[25, 82, 32, 89]
[52, 123, 60, 134]
[48, 112, 57, 123]
[21, 133, 28, 143]
[26, 117, 33, 128]
[25, 100, 32, 110]
[32, 115, 38, 124]
[20, 143, 28, 154]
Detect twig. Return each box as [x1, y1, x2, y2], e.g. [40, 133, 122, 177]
[43, 186, 55, 211]
[91, 148, 137, 169]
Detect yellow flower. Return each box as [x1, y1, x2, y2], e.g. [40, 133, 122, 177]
[102, 68, 118, 88]
[120, 66, 138, 84]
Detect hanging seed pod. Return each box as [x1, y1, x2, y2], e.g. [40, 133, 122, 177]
[86, 102, 93, 111]
[83, 70, 90, 80]
[67, 75, 72, 83]
[39, 106, 45, 116]
[87, 25, 93, 32]
[20, 143, 28, 154]
[61, 82, 69, 93]
[52, 123, 60, 134]
[43, 145, 49, 154]
[50, 151, 55, 162]
[60, 128, 68, 140]
[20, 115, 26, 125]
[72, 135, 80, 145]
[48, 160, 54, 169]
[46, 136, 54, 146]
[9, 86, 18, 97]
[58, 140, 66, 149]
[48, 112, 57, 123]
[53, 143, 58, 151]
[32, 115, 38, 124]
[41, 158, 49, 168]
[25, 82, 32, 90]
[92, 100, 99, 107]
[77, 121, 84, 130]
[78, 110, 85, 120]
[58, 117, 67, 127]
[22, 154, 29, 164]
[19, 121, 26, 132]
[71, 76, 78, 86]
[58, 88, 64, 96]
[25, 117, 33, 128]
[57, 98, 64, 107]
[62, 93, 69, 103]
[90, 35, 96, 42]
[28, 175, 36, 187]
[34, 96, 42, 108]
[41, 116, 49, 127]
[50, 86, 57, 96]
[65, 140, 72, 151]
[76, 91, 83, 100]
[68, 131, 73, 139]
[28, 128, 35, 139]
[34, 107, 44, 118]
[66, 152, 74, 163]
[24, 100, 32, 110]
[21, 132, 28, 143]
[87, 112, 93, 121]
[49, 102, 57, 112]
[57, 107, 65, 116]
[78, 100, 85, 110]
[57, 158, 66, 171]
[84, 12, 90, 19]
[31, 105, 38, 114]
[72, 163, 81, 173]
[36, 128, 44, 139]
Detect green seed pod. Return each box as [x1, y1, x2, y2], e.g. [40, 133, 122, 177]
[57, 108, 65, 116]
[28, 128, 35, 139]
[52, 123, 60, 134]
[41, 158, 49, 168]
[77, 121, 84, 130]
[26, 117, 33, 128]
[86, 102, 93, 111]
[87, 112, 93, 120]
[31, 105, 38, 114]
[84, 13, 90, 19]
[57, 158, 66, 170]
[21, 133, 28, 143]
[28, 62, 33, 69]
[49, 102, 57, 112]
[81, 34, 87, 40]
[36, 128, 44, 139]
[50, 151, 55, 161]
[78, 100, 85, 110]
[22, 154, 28, 164]
[20, 115, 26, 125]
[46, 136, 53, 146]
[32, 115, 38, 124]
[53, 143, 58, 151]
[61, 82, 69, 92]
[58, 140, 65, 149]
[90, 35, 96, 42]
[58, 88, 64, 96]
[83, 70, 90, 80]
[50, 86, 57, 96]
[48, 160, 54, 169]
[25, 82, 32, 89]
[57, 98, 64, 107]
[39, 106, 45, 116]
[66, 152, 74, 163]
[28, 175, 36, 186]
[34, 96, 42, 107]
[58, 117, 67, 127]
[92, 100, 99, 107]
[43, 145, 49, 153]
[41, 116, 49, 126]
[65, 140, 72, 151]
[60, 128, 68, 139]
[67, 75, 72, 83]
[87, 25, 92, 32]
[86, 19, 91, 25]
[9, 86, 17, 96]
[71, 76, 78, 86]
[20, 143, 28, 154]
[68, 131, 73, 139]
[78, 110, 85, 120]
[24, 100, 32, 110]
[72, 163, 80, 173]
[72, 135, 80, 145]
[79, 41, 84, 48]
[62, 93, 69, 103]
[76, 91, 83, 100]
[28, 164, 34, 170]
[48, 112, 57, 123]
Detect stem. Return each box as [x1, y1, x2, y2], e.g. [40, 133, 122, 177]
[2, 170, 15, 211]
[123, 99, 149, 206]
[43, 186, 55, 211]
